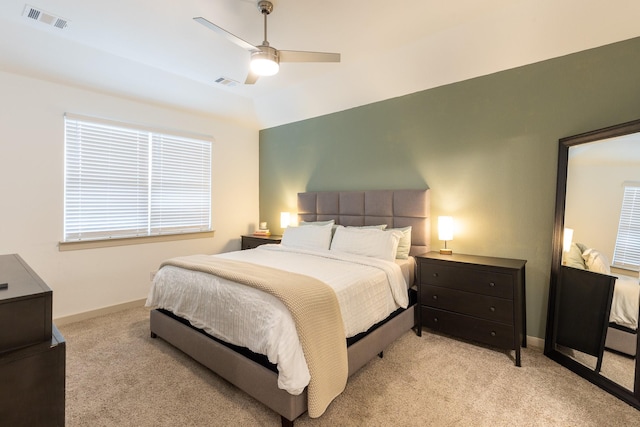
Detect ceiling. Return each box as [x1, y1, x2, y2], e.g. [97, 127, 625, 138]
[570, 133, 640, 165]
[1, 0, 640, 130]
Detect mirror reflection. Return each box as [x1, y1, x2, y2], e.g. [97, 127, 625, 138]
[559, 133, 640, 391]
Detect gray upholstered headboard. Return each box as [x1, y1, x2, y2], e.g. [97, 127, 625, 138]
[297, 189, 431, 256]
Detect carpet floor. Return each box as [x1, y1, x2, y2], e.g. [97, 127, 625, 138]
[59, 306, 639, 426]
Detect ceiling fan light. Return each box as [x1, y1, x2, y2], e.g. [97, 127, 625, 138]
[250, 48, 279, 76]
[251, 58, 279, 76]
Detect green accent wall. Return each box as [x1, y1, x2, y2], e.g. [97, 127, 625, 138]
[259, 36, 640, 339]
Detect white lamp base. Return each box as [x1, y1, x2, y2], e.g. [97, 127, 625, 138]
[439, 248, 453, 255]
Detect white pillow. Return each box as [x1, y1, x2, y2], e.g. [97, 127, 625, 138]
[281, 222, 333, 250]
[582, 248, 611, 274]
[330, 226, 403, 261]
[563, 242, 586, 269]
[299, 220, 335, 226]
[389, 226, 411, 259]
[300, 219, 339, 238]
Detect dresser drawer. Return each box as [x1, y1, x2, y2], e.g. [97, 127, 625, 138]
[422, 285, 513, 324]
[422, 307, 514, 349]
[0, 295, 51, 353]
[420, 262, 513, 299]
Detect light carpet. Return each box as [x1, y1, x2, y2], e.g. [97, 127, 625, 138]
[59, 306, 639, 426]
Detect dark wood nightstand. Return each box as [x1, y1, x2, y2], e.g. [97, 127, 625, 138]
[416, 252, 527, 366]
[241, 234, 282, 250]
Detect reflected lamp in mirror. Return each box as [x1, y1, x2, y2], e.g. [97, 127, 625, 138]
[438, 216, 454, 255]
[561, 227, 574, 266]
[563, 228, 574, 253]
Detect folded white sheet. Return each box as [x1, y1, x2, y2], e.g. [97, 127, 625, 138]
[146, 245, 408, 395]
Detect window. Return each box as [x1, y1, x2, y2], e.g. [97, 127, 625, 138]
[612, 182, 640, 271]
[64, 114, 211, 243]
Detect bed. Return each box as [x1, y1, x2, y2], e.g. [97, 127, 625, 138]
[563, 243, 639, 357]
[147, 189, 430, 426]
[606, 273, 639, 357]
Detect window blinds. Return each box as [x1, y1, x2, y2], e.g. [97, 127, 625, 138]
[150, 134, 211, 235]
[64, 115, 211, 242]
[612, 182, 640, 270]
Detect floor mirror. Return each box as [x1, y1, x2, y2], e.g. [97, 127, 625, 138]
[545, 118, 640, 409]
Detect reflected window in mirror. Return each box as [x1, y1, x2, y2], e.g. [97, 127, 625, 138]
[612, 182, 640, 271]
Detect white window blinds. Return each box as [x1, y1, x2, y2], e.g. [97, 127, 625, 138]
[150, 134, 211, 235]
[612, 182, 640, 270]
[64, 115, 211, 242]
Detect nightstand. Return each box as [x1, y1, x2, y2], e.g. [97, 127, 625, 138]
[241, 234, 282, 250]
[416, 252, 527, 366]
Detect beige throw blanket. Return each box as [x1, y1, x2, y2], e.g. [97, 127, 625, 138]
[161, 254, 348, 418]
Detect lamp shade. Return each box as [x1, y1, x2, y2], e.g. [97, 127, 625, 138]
[280, 212, 291, 229]
[563, 228, 574, 252]
[438, 216, 454, 241]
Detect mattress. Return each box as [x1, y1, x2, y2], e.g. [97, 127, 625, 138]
[145, 244, 409, 395]
[610, 274, 639, 330]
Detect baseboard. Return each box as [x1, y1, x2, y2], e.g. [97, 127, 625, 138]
[54, 298, 147, 326]
[527, 335, 544, 350]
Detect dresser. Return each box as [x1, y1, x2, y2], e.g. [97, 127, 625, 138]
[416, 252, 527, 366]
[241, 234, 282, 250]
[0, 254, 65, 426]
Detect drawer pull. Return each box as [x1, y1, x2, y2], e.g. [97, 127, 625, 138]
[489, 282, 495, 287]
[432, 295, 438, 300]
[490, 331, 496, 337]
[490, 306, 496, 312]
[432, 273, 439, 278]
[433, 317, 438, 323]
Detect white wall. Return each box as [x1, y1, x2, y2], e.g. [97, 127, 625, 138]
[0, 70, 259, 319]
[565, 162, 639, 261]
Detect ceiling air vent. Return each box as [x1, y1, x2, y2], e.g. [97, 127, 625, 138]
[214, 77, 239, 88]
[23, 4, 69, 30]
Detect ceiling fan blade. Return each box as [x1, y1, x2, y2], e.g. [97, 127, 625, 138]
[279, 50, 341, 63]
[244, 70, 260, 85]
[193, 17, 258, 52]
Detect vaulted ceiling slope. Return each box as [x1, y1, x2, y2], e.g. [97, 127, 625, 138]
[1, 0, 639, 130]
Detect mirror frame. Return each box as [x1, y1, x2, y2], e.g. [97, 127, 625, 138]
[544, 118, 640, 409]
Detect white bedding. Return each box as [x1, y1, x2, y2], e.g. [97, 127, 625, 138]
[145, 244, 409, 395]
[610, 274, 639, 330]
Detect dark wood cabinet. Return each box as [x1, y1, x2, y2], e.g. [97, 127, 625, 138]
[0, 254, 65, 425]
[0, 254, 52, 353]
[417, 252, 527, 366]
[241, 234, 282, 250]
[0, 326, 65, 426]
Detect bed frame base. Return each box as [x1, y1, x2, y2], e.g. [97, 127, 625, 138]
[605, 325, 637, 357]
[150, 304, 415, 425]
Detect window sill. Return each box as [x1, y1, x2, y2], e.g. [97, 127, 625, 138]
[611, 265, 639, 276]
[58, 231, 215, 251]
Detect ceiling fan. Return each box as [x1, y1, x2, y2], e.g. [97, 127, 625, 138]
[194, 0, 341, 85]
